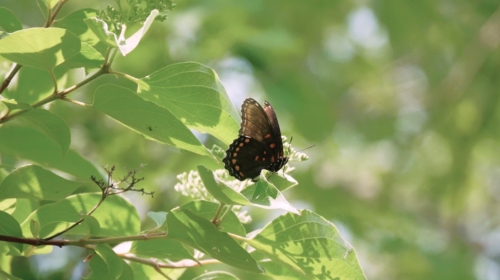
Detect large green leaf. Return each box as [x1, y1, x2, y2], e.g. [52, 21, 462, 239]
[138, 62, 240, 144]
[0, 28, 81, 71]
[247, 210, 366, 280]
[167, 207, 261, 273]
[58, 42, 104, 70]
[197, 165, 250, 206]
[3, 66, 67, 104]
[87, 244, 133, 280]
[91, 84, 211, 157]
[19, 109, 71, 155]
[52, 8, 107, 54]
[130, 238, 194, 261]
[20, 193, 140, 238]
[0, 211, 23, 253]
[0, 7, 22, 32]
[0, 165, 80, 201]
[180, 201, 246, 236]
[0, 125, 103, 180]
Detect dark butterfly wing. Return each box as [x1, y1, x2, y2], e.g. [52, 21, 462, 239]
[223, 98, 288, 181]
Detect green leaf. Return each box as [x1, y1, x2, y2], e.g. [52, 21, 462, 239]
[20, 193, 140, 238]
[81, 214, 101, 237]
[192, 271, 239, 280]
[3, 66, 67, 104]
[84, 17, 118, 48]
[130, 238, 194, 261]
[167, 207, 261, 273]
[19, 109, 71, 155]
[0, 269, 22, 280]
[180, 201, 246, 237]
[58, 42, 104, 70]
[0, 99, 32, 112]
[240, 178, 299, 214]
[251, 250, 307, 280]
[93, 244, 123, 279]
[147, 211, 167, 228]
[30, 219, 40, 238]
[197, 165, 250, 205]
[87, 245, 133, 280]
[91, 84, 211, 157]
[0, 8, 22, 32]
[138, 62, 240, 144]
[43, 0, 60, 9]
[268, 172, 298, 192]
[0, 211, 23, 253]
[129, 262, 185, 280]
[0, 27, 81, 71]
[247, 210, 366, 280]
[0, 165, 80, 201]
[52, 8, 107, 54]
[0, 125, 103, 180]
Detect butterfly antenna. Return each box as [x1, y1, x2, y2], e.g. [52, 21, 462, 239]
[297, 144, 315, 152]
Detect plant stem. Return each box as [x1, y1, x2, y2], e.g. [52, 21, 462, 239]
[0, 64, 22, 94]
[211, 203, 226, 224]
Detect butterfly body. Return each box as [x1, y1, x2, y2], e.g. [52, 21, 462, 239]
[223, 98, 288, 181]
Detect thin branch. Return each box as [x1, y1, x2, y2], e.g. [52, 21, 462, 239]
[0, 232, 167, 248]
[110, 70, 141, 84]
[45, 0, 69, 27]
[0, 65, 109, 124]
[0, 63, 22, 94]
[210, 203, 226, 225]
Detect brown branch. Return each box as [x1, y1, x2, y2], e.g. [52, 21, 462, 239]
[0, 232, 167, 248]
[0, 64, 22, 95]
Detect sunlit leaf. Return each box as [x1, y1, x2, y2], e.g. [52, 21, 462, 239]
[130, 238, 194, 261]
[247, 210, 366, 280]
[0, 28, 80, 71]
[0, 211, 23, 253]
[20, 193, 140, 238]
[197, 165, 250, 206]
[0, 165, 80, 201]
[240, 177, 299, 214]
[167, 207, 261, 273]
[91, 84, 211, 157]
[138, 62, 240, 144]
[52, 8, 107, 54]
[180, 201, 246, 236]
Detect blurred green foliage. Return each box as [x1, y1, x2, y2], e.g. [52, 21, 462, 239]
[2, 0, 500, 279]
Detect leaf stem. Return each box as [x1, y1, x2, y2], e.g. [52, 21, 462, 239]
[110, 70, 141, 84]
[0, 63, 22, 95]
[210, 203, 226, 225]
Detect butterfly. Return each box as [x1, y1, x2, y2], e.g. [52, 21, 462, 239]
[223, 98, 288, 181]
